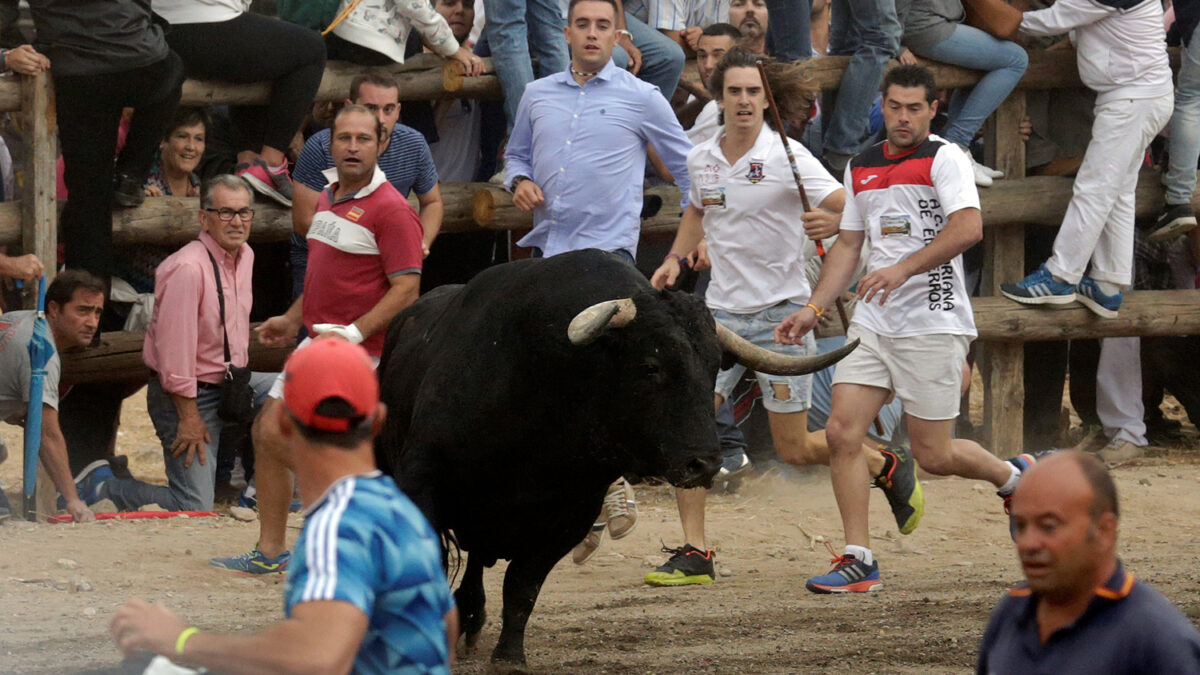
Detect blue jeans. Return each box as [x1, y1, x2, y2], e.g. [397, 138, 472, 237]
[612, 12, 685, 100]
[102, 374, 275, 511]
[484, 0, 569, 130]
[912, 24, 1027, 149]
[1166, 25, 1200, 205]
[713, 302, 816, 414]
[765, 0, 812, 62]
[823, 0, 901, 160]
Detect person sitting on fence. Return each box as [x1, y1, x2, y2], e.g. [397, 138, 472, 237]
[998, 0, 1173, 318]
[71, 176, 276, 514]
[30, 0, 184, 293]
[151, 0, 326, 208]
[291, 72, 445, 299]
[212, 105, 426, 576]
[110, 339, 458, 675]
[427, 0, 487, 182]
[0, 270, 104, 523]
[894, 0, 1027, 187]
[1153, 0, 1200, 245]
[977, 452, 1200, 674]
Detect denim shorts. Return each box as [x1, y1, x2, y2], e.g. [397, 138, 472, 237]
[713, 301, 816, 414]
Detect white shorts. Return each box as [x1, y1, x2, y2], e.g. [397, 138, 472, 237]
[268, 336, 381, 400]
[831, 324, 971, 421]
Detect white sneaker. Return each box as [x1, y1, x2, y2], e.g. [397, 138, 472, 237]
[603, 478, 637, 539]
[1097, 439, 1144, 463]
[971, 157, 995, 187]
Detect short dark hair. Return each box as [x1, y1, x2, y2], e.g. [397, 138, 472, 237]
[290, 398, 374, 450]
[165, 106, 210, 140]
[200, 174, 254, 210]
[700, 22, 743, 41]
[334, 104, 386, 142]
[710, 48, 816, 130]
[348, 71, 400, 102]
[46, 269, 106, 309]
[881, 64, 937, 103]
[567, 0, 618, 21]
[1071, 452, 1120, 521]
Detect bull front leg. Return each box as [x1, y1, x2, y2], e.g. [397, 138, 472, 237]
[455, 553, 487, 655]
[489, 552, 560, 674]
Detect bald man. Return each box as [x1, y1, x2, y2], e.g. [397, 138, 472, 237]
[977, 452, 1200, 674]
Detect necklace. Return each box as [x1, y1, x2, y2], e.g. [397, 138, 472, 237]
[571, 67, 599, 78]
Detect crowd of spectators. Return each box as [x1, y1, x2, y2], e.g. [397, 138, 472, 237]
[0, 0, 1192, 567]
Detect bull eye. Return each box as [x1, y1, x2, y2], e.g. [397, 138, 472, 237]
[639, 360, 662, 378]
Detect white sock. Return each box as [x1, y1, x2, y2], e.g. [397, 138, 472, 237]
[267, 160, 288, 174]
[845, 545, 873, 565]
[1095, 280, 1121, 295]
[997, 463, 1021, 496]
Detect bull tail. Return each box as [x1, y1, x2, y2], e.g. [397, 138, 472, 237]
[442, 528, 463, 585]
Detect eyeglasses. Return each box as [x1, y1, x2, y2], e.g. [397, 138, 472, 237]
[204, 207, 255, 222]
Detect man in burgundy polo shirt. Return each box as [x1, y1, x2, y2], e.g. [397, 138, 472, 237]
[212, 105, 424, 575]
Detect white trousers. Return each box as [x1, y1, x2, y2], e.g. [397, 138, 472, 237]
[1096, 336, 1147, 446]
[1046, 95, 1173, 286]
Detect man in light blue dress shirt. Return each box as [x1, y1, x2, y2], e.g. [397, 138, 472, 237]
[504, 0, 693, 262]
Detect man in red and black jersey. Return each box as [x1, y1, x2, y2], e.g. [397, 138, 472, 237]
[777, 66, 1031, 594]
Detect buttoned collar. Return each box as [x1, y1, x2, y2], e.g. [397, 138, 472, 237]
[320, 164, 390, 204]
[1009, 559, 1134, 639]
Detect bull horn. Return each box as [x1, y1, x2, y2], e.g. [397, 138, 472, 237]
[715, 321, 859, 375]
[568, 298, 638, 345]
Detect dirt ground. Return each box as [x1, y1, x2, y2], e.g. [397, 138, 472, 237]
[2, 388, 1198, 675]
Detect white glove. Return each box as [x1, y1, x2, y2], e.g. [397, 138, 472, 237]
[312, 322, 364, 344]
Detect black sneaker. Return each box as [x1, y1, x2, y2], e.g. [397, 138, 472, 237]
[643, 544, 715, 586]
[113, 173, 146, 208]
[1147, 204, 1197, 242]
[872, 444, 924, 535]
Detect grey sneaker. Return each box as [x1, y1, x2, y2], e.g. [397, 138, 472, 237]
[1097, 439, 1144, 463]
[1147, 204, 1197, 242]
[237, 159, 293, 207]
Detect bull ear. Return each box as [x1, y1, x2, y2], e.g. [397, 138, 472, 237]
[568, 298, 637, 345]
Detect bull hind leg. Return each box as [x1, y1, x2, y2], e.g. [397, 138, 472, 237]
[489, 552, 560, 674]
[456, 553, 488, 655]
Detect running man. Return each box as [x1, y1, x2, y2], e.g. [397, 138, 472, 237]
[777, 65, 1031, 594]
[646, 50, 923, 586]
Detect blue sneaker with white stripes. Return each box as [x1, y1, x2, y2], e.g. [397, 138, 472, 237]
[1000, 265, 1076, 305]
[1075, 276, 1122, 318]
[210, 549, 291, 575]
[806, 551, 882, 594]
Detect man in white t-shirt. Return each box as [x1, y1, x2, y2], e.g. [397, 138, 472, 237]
[777, 65, 1032, 594]
[646, 50, 923, 586]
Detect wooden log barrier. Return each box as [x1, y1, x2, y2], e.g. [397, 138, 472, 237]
[61, 322, 293, 386]
[471, 184, 685, 232]
[0, 183, 493, 248]
[975, 290, 1200, 341]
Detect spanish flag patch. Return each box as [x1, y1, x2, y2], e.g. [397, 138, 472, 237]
[346, 206, 365, 222]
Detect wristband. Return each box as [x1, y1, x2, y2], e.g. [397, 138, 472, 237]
[664, 253, 683, 264]
[804, 302, 825, 318]
[175, 627, 200, 655]
[617, 29, 634, 39]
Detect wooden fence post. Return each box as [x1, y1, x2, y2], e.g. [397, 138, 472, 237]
[980, 91, 1026, 456]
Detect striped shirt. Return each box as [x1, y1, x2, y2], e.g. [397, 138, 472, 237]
[293, 124, 439, 198]
[624, 0, 730, 31]
[285, 471, 454, 675]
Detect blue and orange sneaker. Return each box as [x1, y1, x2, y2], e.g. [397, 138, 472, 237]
[806, 546, 881, 594]
[210, 549, 291, 575]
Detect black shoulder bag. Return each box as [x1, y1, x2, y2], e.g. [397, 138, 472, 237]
[206, 250, 255, 423]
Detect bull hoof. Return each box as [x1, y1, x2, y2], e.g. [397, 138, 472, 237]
[460, 628, 484, 656]
[487, 660, 531, 675]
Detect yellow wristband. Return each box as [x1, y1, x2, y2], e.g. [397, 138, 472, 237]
[805, 302, 825, 318]
[175, 627, 200, 655]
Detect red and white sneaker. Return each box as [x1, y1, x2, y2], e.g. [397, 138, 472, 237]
[237, 159, 293, 207]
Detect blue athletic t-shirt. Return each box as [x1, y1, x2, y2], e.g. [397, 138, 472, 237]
[293, 124, 439, 198]
[285, 472, 453, 674]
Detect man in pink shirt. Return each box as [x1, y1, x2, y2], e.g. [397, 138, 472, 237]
[212, 106, 424, 575]
[79, 175, 275, 512]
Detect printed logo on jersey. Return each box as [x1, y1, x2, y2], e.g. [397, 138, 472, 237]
[699, 164, 721, 186]
[860, 174, 879, 186]
[701, 187, 726, 209]
[346, 206, 365, 222]
[880, 215, 911, 238]
[746, 160, 764, 184]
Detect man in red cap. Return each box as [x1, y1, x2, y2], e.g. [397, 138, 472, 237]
[111, 338, 457, 674]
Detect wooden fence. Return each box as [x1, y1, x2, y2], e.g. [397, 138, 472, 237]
[10, 47, 1199, 471]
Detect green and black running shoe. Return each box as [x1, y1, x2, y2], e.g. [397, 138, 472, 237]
[873, 444, 924, 535]
[644, 544, 716, 586]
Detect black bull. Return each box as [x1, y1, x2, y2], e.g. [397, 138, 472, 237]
[375, 249, 856, 672]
